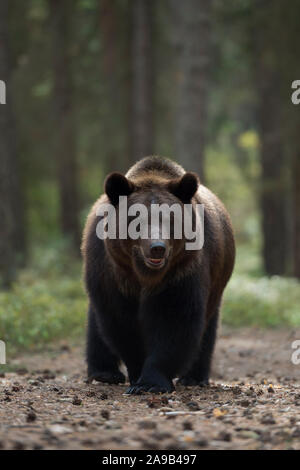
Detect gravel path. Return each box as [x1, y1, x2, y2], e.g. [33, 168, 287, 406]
[1, 327, 300, 450]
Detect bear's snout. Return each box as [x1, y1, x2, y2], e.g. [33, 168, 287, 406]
[149, 241, 166, 260]
[131, 241, 170, 277]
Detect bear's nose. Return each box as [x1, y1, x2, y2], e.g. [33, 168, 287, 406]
[150, 241, 166, 259]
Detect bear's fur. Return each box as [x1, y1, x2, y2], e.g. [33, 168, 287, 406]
[82, 156, 235, 394]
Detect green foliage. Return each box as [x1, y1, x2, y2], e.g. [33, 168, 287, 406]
[0, 244, 86, 354]
[206, 128, 261, 246]
[223, 244, 300, 327]
[223, 274, 300, 328]
[0, 277, 85, 354]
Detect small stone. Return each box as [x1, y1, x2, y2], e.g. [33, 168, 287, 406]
[138, 420, 157, 430]
[260, 413, 276, 425]
[43, 372, 56, 380]
[26, 411, 37, 423]
[104, 420, 121, 430]
[101, 409, 110, 420]
[195, 437, 208, 447]
[216, 431, 232, 442]
[72, 396, 82, 406]
[160, 396, 169, 405]
[239, 399, 251, 408]
[48, 425, 72, 435]
[182, 420, 193, 431]
[291, 428, 300, 438]
[186, 401, 200, 411]
[238, 430, 259, 440]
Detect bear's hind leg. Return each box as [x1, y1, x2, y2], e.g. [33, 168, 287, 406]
[87, 306, 125, 384]
[178, 306, 220, 387]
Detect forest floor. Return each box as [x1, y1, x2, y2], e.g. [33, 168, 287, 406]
[1, 327, 300, 451]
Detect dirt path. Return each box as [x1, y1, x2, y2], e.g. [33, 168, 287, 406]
[1, 327, 300, 450]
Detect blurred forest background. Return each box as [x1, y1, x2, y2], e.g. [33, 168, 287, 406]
[1, 0, 300, 353]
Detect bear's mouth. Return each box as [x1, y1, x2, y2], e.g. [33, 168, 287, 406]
[145, 258, 166, 269]
[132, 245, 170, 275]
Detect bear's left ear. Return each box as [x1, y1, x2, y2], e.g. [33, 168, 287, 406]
[168, 172, 199, 203]
[104, 172, 136, 205]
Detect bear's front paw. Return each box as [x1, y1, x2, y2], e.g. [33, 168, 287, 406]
[87, 370, 125, 385]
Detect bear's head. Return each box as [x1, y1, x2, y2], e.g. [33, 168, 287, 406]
[102, 171, 200, 285]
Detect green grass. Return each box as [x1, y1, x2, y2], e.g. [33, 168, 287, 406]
[223, 274, 300, 327]
[0, 274, 86, 354]
[0, 243, 300, 355]
[222, 244, 300, 327]
[0, 243, 87, 355]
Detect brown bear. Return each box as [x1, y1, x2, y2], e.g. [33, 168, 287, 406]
[82, 156, 235, 394]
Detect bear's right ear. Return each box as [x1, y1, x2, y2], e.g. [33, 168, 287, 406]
[104, 172, 136, 205]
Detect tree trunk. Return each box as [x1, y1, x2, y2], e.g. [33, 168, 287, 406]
[258, 73, 287, 275]
[99, 0, 130, 173]
[171, 0, 212, 180]
[130, 0, 154, 162]
[49, 0, 80, 249]
[0, 0, 24, 286]
[280, 0, 300, 279]
[255, 5, 288, 276]
[291, 150, 300, 278]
